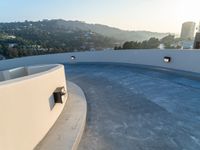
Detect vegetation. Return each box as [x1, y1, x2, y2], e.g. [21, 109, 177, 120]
[0, 20, 117, 59]
[115, 35, 181, 50]
[0, 19, 179, 59]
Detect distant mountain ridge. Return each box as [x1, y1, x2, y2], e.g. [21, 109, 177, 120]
[50, 19, 169, 42]
[0, 19, 168, 42]
[0, 19, 170, 50]
[0, 19, 171, 59]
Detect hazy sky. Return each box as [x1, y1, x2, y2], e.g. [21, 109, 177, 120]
[0, 0, 199, 33]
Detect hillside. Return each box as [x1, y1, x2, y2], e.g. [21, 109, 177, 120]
[46, 19, 168, 41]
[0, 20, 117, 55]
[0, 19, 168, 42]
[0, 19, 169, 58]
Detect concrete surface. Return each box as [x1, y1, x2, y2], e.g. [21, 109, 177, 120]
[65, 63, 200, 150]
[35, 81, 87, 150]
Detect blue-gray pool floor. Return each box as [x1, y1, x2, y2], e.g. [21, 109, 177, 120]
[65, 63, 200, 150]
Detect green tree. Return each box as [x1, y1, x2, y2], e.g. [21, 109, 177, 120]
[160, 34, 175, 48]
[7, 48, 19, 58]
[147, 37, 160, 49]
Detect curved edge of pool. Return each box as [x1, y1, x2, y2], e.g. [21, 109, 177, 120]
[35, 81, 87, 150]
[0, 64, 68, 150]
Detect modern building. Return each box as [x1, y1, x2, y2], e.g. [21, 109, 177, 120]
[178, 40, 194, 49]
[193, 22, 200, 49]
[193, 32, 200, 49]
[180, 21, 196, 40]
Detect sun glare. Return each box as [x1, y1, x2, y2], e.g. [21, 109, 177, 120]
[175, 0, 200, 23]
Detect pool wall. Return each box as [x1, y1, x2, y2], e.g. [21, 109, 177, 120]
[0, 49, 200, 73]
[0, 64, 68, 150]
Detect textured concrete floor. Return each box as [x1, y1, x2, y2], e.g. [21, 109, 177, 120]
[65, 63, 200, 150]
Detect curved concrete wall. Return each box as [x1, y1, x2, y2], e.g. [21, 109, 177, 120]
[0, 50, 200, 149]
[1, 49, 200, 73]
[0, 64, 68, 150]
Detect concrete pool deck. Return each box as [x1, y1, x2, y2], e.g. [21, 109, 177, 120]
[66, 63, 200, 150]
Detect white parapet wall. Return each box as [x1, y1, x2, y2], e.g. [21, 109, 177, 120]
[1, 49, 200, 73]
[1, 50, 200, 149]
[0, 64, 68, 150]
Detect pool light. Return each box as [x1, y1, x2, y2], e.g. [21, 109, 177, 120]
[71, 56, 76, 60]
[164, 56, 171, 63]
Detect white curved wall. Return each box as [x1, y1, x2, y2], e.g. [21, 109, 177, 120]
[0, 64, 67, 150]
[0, 50, 200, 149]
[1, 49, 200, 73]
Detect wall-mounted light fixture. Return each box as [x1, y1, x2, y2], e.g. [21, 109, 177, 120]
[53, 87, 66, 104]
[164, 56, 171, 63]
[71, 56, 76, 60]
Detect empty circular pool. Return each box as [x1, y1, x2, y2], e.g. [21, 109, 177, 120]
[65, 63, 200, 150]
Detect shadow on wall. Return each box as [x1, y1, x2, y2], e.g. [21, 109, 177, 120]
[49, 95, 55, 110]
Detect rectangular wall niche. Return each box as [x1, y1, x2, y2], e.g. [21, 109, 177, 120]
[53, 87, 66, 104]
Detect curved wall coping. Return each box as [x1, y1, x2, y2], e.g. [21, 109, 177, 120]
[0, 64, 62, 85]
